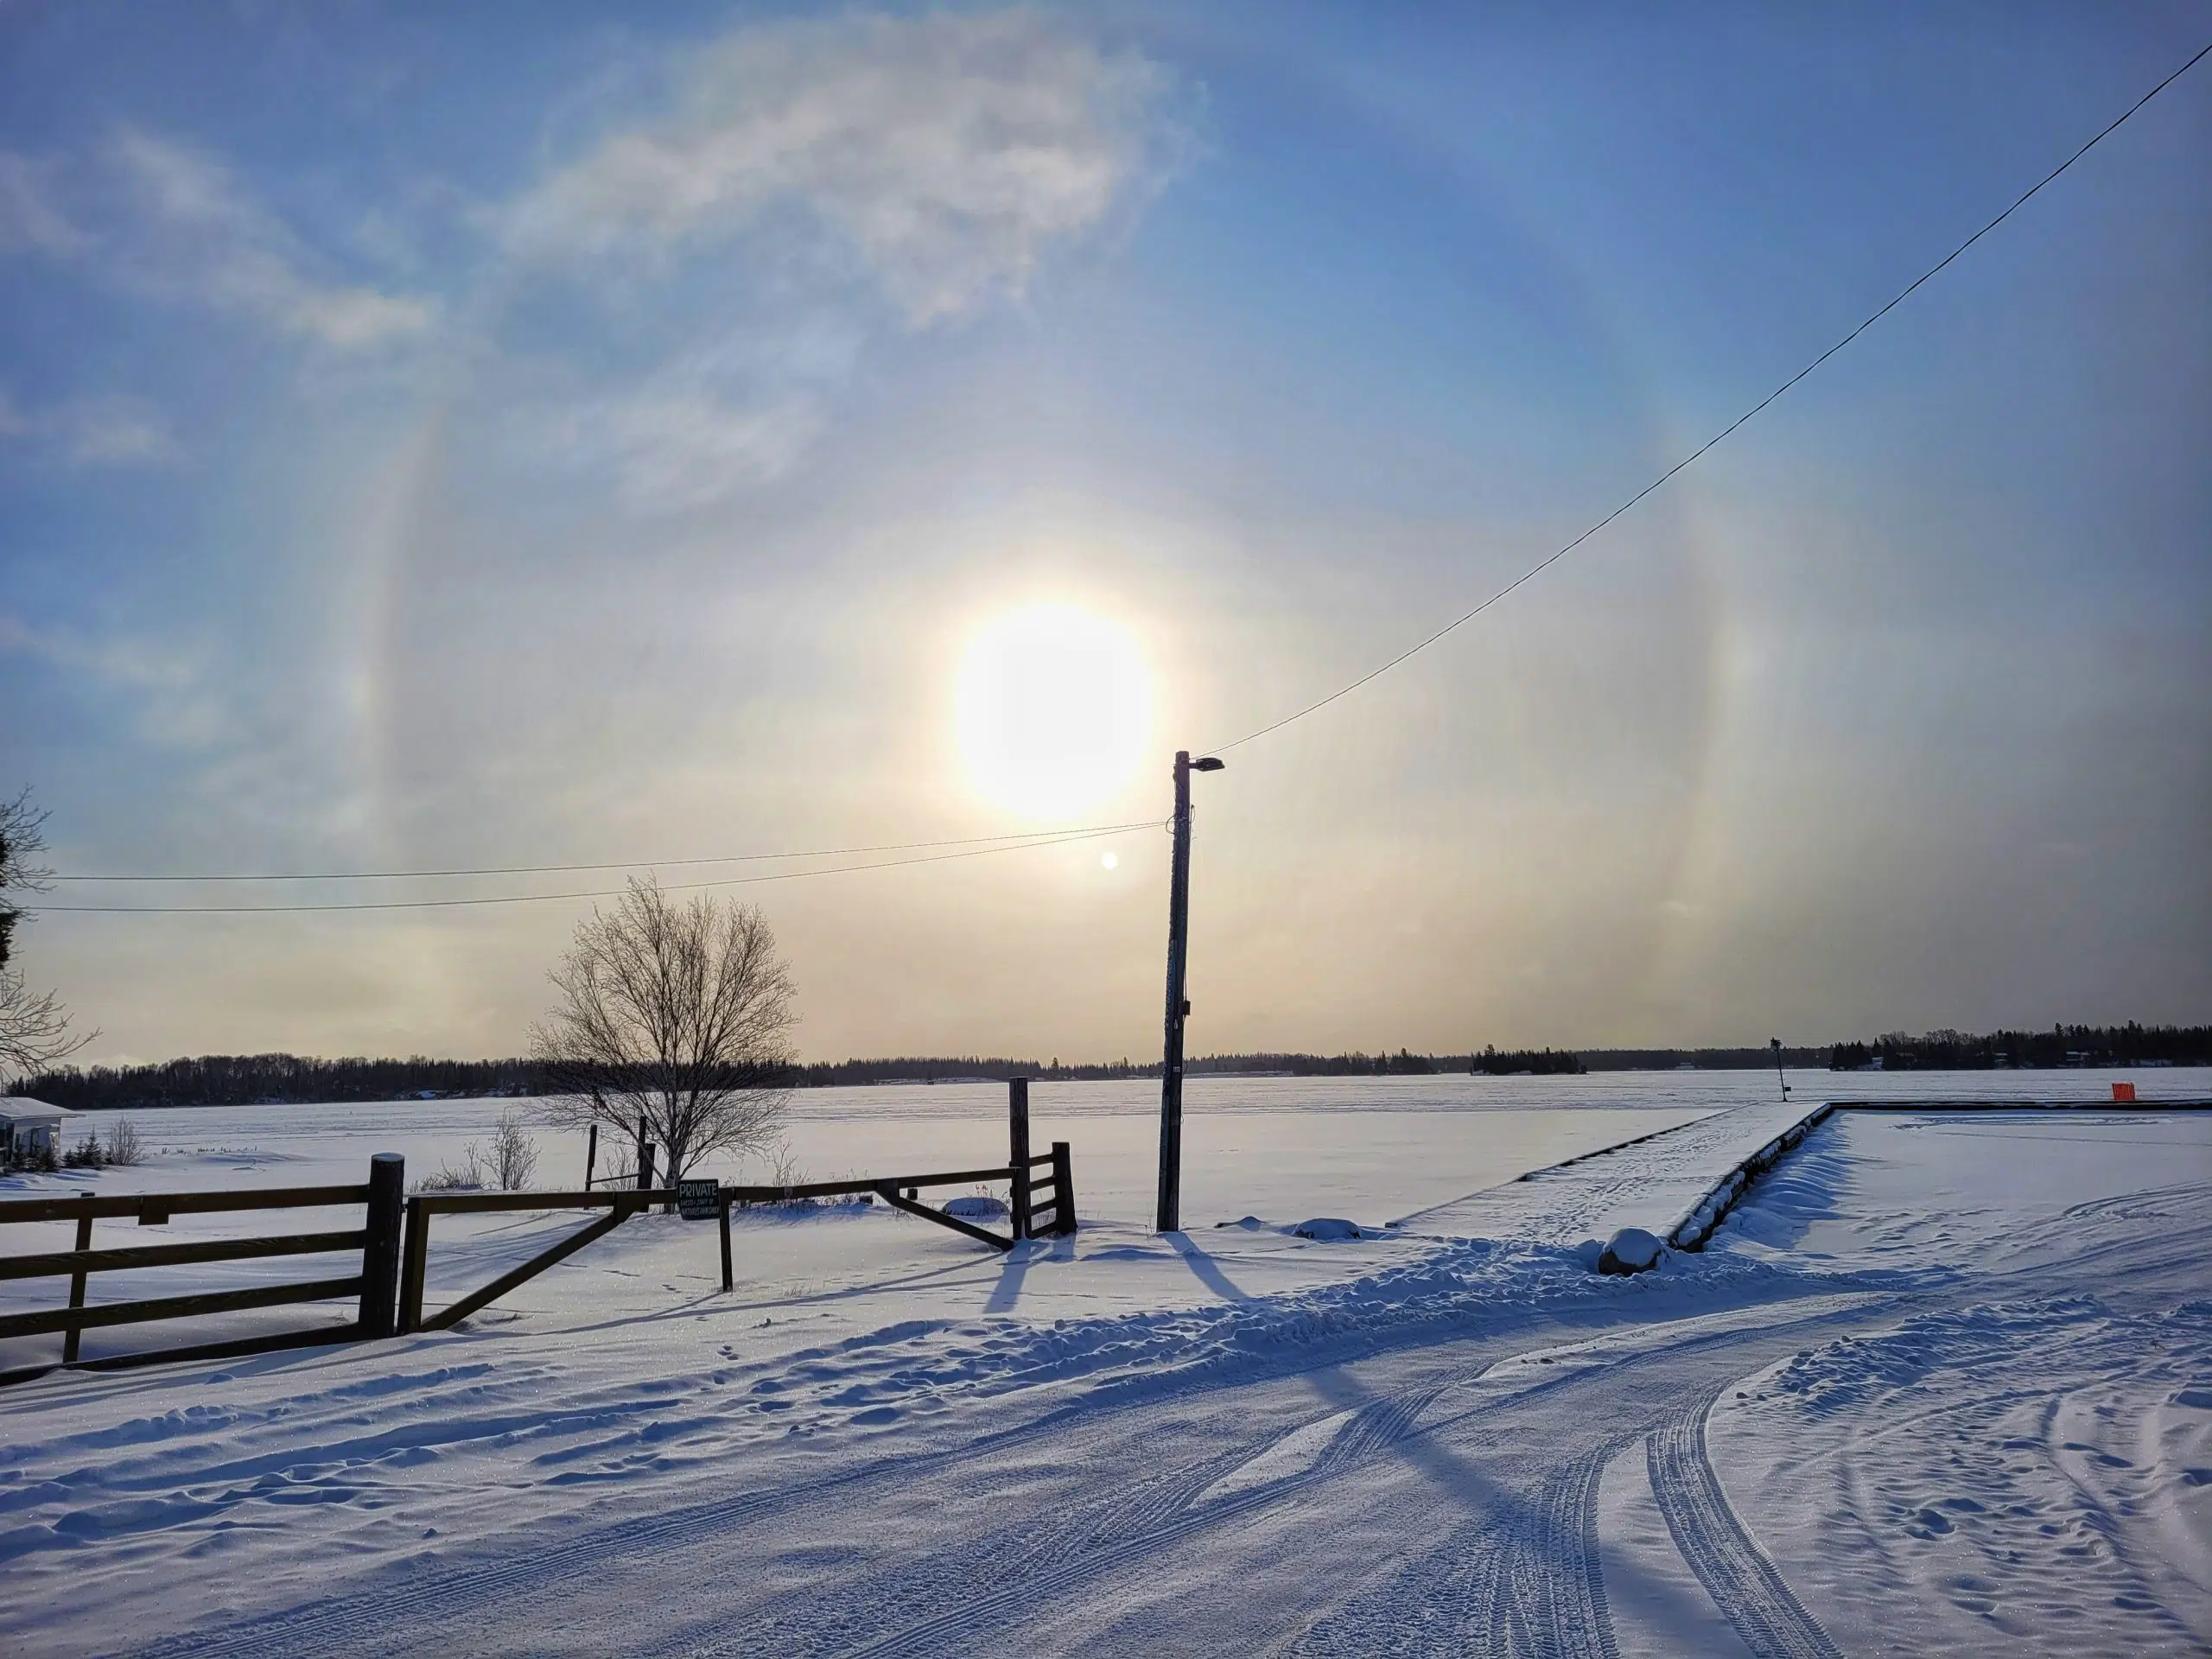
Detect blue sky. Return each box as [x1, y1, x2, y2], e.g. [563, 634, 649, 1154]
[2, 3, 2206, 1064]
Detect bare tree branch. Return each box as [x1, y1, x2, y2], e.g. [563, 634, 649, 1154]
[1, 786, 58, 978]
[0, 969, 91, 1077]
[530, 876, 797, 1198]
[0, 789, 92, 1081]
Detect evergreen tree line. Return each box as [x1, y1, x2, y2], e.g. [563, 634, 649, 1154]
[15, 1024, 2205, 1109]
[1827, 1023, 2212, 1071]
[1586, 1047, 1827, 1071]
[13, 1053, 547, 1110]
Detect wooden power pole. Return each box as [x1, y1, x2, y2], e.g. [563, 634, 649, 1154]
[1157, 748, 1223, 1232]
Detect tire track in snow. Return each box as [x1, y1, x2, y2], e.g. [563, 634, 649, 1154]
[1476, 1449, 1618, 1658]
[1496, 1448, 1618, 1658]
[129, 1407, 1095, 1659]
[1284, 1442, 1618, 1657]
[810, 1383, 1459, 1659]
[1646, 1383, 1838, 1659]
[675, 1429, 1280, 1657]
[139, 1381, 1453, 1659]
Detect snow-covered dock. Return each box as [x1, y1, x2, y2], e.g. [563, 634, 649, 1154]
[1402, 1096, 1826, 1249]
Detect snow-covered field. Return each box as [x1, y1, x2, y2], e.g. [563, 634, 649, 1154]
[2, 1070, 2208, 1655]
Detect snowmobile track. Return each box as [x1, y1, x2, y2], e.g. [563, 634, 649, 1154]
[1645, 1382, 1839, 1659]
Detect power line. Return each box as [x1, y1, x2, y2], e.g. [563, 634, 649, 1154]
[1211, 38, 2212, 755]
[48, 820, 1161, 884]
[27, 823, 1152, 914]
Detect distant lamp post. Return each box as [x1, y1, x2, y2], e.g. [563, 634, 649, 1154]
[1157, 749, 1224, 1232]
[1770, 1037, 1790, 1102]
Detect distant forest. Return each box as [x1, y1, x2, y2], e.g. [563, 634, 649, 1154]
[1827, 1023, 2212, 1071]
[12, 1024, 2205, 1109]
[11, 1053, 545, 1111]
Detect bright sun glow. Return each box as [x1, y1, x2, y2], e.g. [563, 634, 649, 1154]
[957, 604, 1152, 822]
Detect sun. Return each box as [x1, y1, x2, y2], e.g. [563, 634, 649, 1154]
[957, 604, 1153, 822]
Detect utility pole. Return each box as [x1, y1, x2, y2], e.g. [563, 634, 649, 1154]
[1157, 748, 1224, 1232]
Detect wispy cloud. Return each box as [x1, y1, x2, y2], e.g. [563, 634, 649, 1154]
[0, 154, 89, 255]
[509, 10, 1173, 323]
[103, 130, 435, 348]
[532, 314, 862, 512]
[0, 389, 181, 467]
[0, 613, 231, 748]
[494, 10, 1176, 511]
[0, 130, 435, 351]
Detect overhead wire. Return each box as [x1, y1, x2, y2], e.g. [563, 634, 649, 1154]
[27, 822, 1153, 914]
[47, 820, 1162, 883]
[1209, 37, 2212, 755]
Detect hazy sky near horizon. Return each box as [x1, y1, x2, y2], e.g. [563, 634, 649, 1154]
[2, 3, 2207, 1067]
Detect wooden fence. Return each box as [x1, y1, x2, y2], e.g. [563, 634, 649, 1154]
[1, 1081, 1080, 1382]
[0, 1153, 405, 1387]
[397, 1139, 1077, 1334]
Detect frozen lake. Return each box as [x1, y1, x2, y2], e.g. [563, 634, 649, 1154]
[22, 1065, 2202, 1228]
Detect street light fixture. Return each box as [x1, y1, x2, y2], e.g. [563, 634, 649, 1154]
[1157, 748, 1224, 1232]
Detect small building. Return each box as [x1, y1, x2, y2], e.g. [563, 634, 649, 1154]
[1, 1097, 79, 1161]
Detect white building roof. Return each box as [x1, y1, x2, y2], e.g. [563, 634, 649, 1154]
[0, 1097, 78, 1124]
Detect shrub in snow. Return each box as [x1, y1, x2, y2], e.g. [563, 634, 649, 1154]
[104, 1118, 145, 1166]
[481, 1108, 539, 1191]
[426, 1108, 540, 1194]
[1597, 1226, 1663, 1274]
[415, 1161, 485, 1193]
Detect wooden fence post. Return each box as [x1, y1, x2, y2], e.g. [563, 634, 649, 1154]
[62, 1192, 92, 1363]
[359, 1154, 404, 1338]
[1008, 1077, 1031, 1242]
[398, 1195, 429, 1335]
[1050, 1141, 1076, 1236]
[718, 1191, 734, 1293]
[584, 1122, 598, 1191]
[638, 1145, 656, 1191]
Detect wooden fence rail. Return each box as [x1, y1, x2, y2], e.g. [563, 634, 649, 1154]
[0, 1153, 406, 1387]
[397, 1147, 1079, 1332]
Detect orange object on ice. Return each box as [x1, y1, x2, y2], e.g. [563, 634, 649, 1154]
[2112, 1081, 2137, 1103]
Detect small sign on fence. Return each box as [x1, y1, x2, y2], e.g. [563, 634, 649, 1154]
[677, 1179, 721, 1221]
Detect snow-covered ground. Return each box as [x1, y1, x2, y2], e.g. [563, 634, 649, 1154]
[0, 1070, 2207, 1655]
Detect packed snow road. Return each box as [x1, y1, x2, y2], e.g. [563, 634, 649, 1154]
[4, 1097, 2209, 1656]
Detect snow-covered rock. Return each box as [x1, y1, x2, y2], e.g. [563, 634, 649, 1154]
[1294, 1217, 1365, 1241]
[944, 1195, 1007, 1220]
[1597, 1226, 1663, 1274]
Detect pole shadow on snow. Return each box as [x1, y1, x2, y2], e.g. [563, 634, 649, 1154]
[1165, 1231, 1260, 1305]
[981, 1239, 1038, 1314]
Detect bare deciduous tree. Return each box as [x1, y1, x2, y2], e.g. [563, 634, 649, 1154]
[0, 789, 92, 1079]
[531, 877, 797, 1196]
